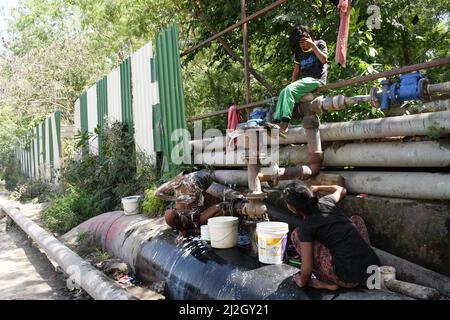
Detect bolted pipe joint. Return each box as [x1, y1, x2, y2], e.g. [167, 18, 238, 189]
[308, 151, 324, 177]
[303, 114, 320, 129]
[322, 95, 346, 111]
[242, 200, 267, 218]
[278, 165, 313, 181]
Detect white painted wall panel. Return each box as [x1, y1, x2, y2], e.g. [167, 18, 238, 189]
[131, 42, 155, 161]
[38, 123, 45, 178]
[87, 85, 98, 154]
[34, 127, 39, 179]
[107, 66, 122, 123]
[45, 118, 52, 181]
[51, 113, 61, 184]
[74, 98, 81, 133]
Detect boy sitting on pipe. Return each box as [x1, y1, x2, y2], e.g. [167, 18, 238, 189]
[272, 25, 328, 132]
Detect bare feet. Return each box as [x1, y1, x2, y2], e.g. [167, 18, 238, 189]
[279, 122, 289, 133]
[293, 273, 305, 287]
[309, 277, 339, 291]
[293, 273, 339, 291]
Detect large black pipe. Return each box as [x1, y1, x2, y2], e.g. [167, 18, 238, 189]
[135, 229, 408, 300]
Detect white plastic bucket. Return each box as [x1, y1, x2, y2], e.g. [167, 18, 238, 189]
[208, 216, 238, 249]
[121, 196, 141, 215]
[200, 225, 210, 241]
[257, 222, 289, 264]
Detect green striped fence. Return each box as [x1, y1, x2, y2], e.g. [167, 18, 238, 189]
[74, 23, 188, 172]
[14, 111, 62, 183]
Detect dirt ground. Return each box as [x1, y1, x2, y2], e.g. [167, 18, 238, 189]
[0, 192, 164, 300]
[0, 193, 73, 300]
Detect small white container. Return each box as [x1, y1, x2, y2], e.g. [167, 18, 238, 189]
[200, 225, 210, 241]
[208, 216, 238, 249]
[121, 196, 141, 215]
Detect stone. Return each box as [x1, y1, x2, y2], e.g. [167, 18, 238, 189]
[126, 286, 165, 300]
[102, 259, 129, 279]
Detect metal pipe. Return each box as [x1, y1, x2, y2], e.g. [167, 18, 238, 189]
[302, 114, 323, 176]
[429, 81, 450, 94]
[206, 182, 245, 201]
[188, 81, 450, 123]
[212, 170, 450, 200]
[65, 213, 443, 299]
[181, 0, 288, 57]
[248, 163, 262, 193]
[0, 203, 138, 300]
[423, 98, 450, 112]
[64, 212, 402, 300]
[371, 247, 450, 297]
[188, 97, 274, 122]
[320, 140, 450, 167]
[196, 140, 450, 168]
[316, 57, 450, 93]
[191, 110, 450, 149]
[326, 171, 450, 200]
[241, 0, 252, 115]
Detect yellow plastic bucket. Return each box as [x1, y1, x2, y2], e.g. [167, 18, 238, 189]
[257, 222, 289, 264]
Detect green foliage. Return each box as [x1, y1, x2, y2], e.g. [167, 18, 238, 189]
[10, 179, 55, 203]
[63, 121, 158, 212]
[0, 155, 25, 190]
[93, 247, 112, 263]
[427, 121, 447, 140]
[141, 185, 166, 217]
[182, 0, 449, 125]
[1, 0, 449, 156]
[39, 121, 160, 233]
[320, 102, 385, 123]
[41, 186, 104, 234]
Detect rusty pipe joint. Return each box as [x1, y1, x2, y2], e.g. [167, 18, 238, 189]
[242, 200, 267, 218]
[308, 151, 324, 176]
[258, 164, 311, 184]
[322, 95, 346, 111]
[302, 114, 320, 129]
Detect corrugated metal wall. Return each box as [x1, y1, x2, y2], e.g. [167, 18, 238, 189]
[155, 23, 188, 172]
[15, 111, 62, 184]
[131, 42, 157, 159]
[97, 77, 108, 156]
[73, 41, 159, 162]
[107, 67, 123, 122]
[87, 85, 99, 154]
[72, 23, 188, 172]
[120, 58, 134, 133]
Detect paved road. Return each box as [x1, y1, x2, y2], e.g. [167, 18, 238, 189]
[0, 194, 70, 300]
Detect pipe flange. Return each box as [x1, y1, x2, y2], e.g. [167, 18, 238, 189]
[261, 162, 280, 187]
[309, 151, 324, 163]
[245, 192, 268, 200]
[303, 114, 320, 129]
[333, 95, 345, 109]
[370, 87, 380, 108]
[419, 78, 430, 103]
[268, 173, 279, 188]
